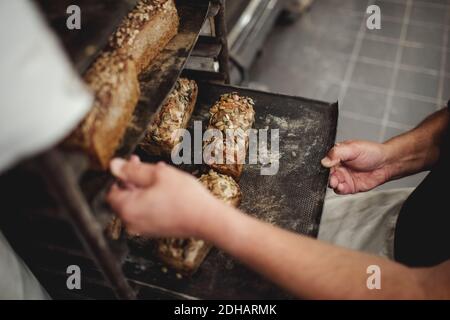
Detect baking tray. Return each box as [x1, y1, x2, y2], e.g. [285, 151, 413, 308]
[125, 81, 338, 299]
[0, 0, 213, 300]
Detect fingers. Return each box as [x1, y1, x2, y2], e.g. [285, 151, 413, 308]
[110, 158, 162, 188]
[321, 141, 359, 168]
[106, 184, 145, 235]
[106, 184, 133, 211]
[329, 174, 339, 189]
[130, 155, 141, 164]
[328, 166, 356, 195]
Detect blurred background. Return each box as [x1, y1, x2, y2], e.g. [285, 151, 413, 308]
[226, 0, 449, 189]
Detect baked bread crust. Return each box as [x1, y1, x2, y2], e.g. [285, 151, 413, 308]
[106, 216, 123, 240]
[109, 0, 179, 73]
[141, 78, 198, 156]
[65, 51, 140, 169]
[198, 170, 242, 207]
[64, 0, 180, 169]
[156, 170, 241, 274]
[203, 93, 255, 181]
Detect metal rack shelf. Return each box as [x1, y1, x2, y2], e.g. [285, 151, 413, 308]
[2, 0, 227, 300]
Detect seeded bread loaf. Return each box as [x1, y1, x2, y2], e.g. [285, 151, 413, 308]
[203, 93, 256, 181]
[197, 170, 242, 207]
[65, 51, 140, 169]
[156, 170, 241, 274]
[65, 0, 180, 169]
[140, 78, 198, 156]
[109, 0, 179, 73]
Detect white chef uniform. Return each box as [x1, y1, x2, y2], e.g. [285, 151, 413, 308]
[0, 0, 92, 299]
[319, 188, 414, 259]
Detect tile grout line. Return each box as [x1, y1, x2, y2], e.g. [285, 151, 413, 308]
[379, 0, 413, 142]
[311, 26, 450, 56]
[341, 109, 414, 131]
[357, 56, 440, 77]
[330, 76, 443, 105]
[338, 0, 373, 106]
[382, 0, 449, 10]
[335, 5, 448, 30]
[304, 35, 449, 78]
[309, 24, 450, 76]
[436, 8, 449, 110]
[362, 33, 448, 53]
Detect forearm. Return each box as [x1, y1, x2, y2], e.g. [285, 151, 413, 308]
[198, 204, 430, 299]
[383, 108, 449, 179]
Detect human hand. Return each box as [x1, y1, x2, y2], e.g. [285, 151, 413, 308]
[106, 157, 221, 238]
[321, 140, 392, 194]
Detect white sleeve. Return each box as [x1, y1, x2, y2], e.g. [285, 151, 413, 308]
[0, 0, 92, 173]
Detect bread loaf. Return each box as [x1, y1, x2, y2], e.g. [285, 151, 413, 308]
[203, 93, 255, 180]
[197, 169, 242, 207]
[156, 170, 241, 274]
[109, 0, 179, 73]
[140, 78, 198, 156]
[65, 51, 140, 169]
[65, 0, 180, 169]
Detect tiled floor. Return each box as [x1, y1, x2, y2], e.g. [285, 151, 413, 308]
[249, 0, 450, 189]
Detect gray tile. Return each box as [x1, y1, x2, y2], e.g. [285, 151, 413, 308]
[401, 44, 442, 71]
[389, 96, 438, 126]
[250, 64, 308, 97]
[351, 60, 394, 89]
[442, 76, 450, 101]
[317, 33, 359, 56]
[447, 51, 450, 74]
[359, 38, 398, 62]
[315, 0, 370, 13]
[336, 115, 383, 142]
[383, 126, 407, 141]
[374, 0, 406, 18]
[395, 69, 439, 98]
[308, 1, 364, 38]
[421, 0, 450, 6]
[282, 48, 350, 83]
[410, 2, 447, 25]
[366, 20, 403, 40]
[342, 86, 388, 118]
[313, 81, 342, 102]
[405, 23, 445, 47]
[323, 12, 364, 39]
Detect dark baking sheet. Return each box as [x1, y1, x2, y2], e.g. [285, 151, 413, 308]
[126, 82, 338, 299]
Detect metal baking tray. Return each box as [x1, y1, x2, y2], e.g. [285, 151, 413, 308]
[125, 81, 338, 299]
[3, 1, 337, 299]
[1, 83, 337, 300]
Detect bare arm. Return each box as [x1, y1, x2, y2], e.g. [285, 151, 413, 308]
[198, 201, 450, 299]
[321, 108, 449, 194]
[383, 108, 449, 179]
[107, 159, 450, 300]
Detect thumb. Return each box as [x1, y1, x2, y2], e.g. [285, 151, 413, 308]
[321, 143, 359, 168]
[110, 158, 163, 188]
